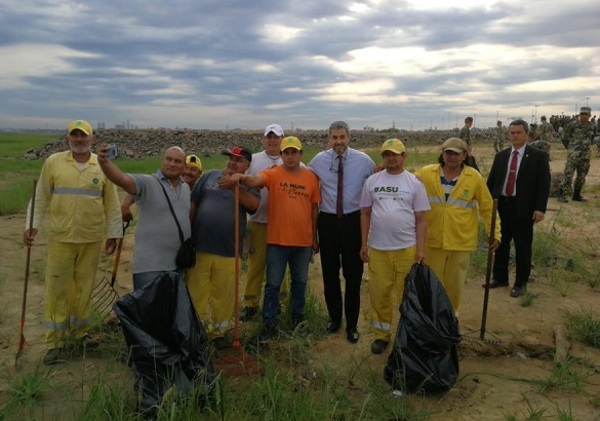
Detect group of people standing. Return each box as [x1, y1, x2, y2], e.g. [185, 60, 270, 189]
[26, 115, 559, 364]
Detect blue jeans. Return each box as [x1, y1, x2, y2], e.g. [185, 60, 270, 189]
[263, 245, 312, 322]
[133, 270, 181, 291]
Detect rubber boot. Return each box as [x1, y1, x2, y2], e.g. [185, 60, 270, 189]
[572, 189, 586, 202]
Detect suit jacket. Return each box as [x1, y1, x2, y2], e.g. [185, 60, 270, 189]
[486, 144, 550, 220]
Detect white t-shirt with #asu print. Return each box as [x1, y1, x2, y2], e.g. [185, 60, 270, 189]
[360, 170, 430, 251]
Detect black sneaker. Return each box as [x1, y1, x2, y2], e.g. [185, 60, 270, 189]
[239, 306, 258, 321]
[43, 348, 65, 365]
[370, 339, 389, 355]
[258, 323, 278, 343]
[212, 336, 230, 350]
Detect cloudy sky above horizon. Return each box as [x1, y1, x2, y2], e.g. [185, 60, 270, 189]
[1, 0, 599, 132]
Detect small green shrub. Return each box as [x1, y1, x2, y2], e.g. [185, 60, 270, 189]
[564, 308, 600, 348]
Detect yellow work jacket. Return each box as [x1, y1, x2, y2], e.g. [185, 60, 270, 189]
[29, 151, 122, 243]
[413, 164, 500, 251]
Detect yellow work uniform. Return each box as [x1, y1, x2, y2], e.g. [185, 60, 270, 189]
[242, 222, 288, 308]
[414, 164, 501, 315]
[29, 151, 122, 348]
[368, 246, 415, 342]
[186, 251, 235, 338]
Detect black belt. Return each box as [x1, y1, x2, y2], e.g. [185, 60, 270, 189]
[320, 210, 360, 218]
[499, 195, 516, 202]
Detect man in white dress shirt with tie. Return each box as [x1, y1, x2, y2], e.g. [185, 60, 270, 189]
[486, 119, 550, 298]
[308, 121, 375, 343]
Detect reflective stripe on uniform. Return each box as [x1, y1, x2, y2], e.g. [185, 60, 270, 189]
[427, 196, 476, 208]
[43, 316, 91, 331]
[53, 187, 102, 197]
[447, 198, 476, 208]
[213, 320, 231, 329]
[370, 319, 391, 331]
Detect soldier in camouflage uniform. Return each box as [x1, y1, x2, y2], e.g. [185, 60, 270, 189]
[459, 116, 473, 150]
[538, 116, 555, 142]
[557, 106, 598, 202]
[459, 116, 480, 171]
[494, 120, 506, 153]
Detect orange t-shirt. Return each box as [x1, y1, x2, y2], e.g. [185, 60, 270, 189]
[259, 166, 321, 247]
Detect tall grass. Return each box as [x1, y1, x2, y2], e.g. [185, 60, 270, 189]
[564, 308, 600, 348]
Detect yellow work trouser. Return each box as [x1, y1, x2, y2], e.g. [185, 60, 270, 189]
[425, 247, 471, 317]
[44, 240, 102, 349]
[186, 251, 235, 338]
[368, 246, 415, 342]
[243, 222, 288, 308]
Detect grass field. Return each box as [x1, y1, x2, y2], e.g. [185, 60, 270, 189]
[0, 133, 439, 216]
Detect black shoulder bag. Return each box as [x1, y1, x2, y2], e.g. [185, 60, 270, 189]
[155, 178, 196, 270]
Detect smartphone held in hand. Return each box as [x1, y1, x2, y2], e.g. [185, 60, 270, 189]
[106, 145, 118, 160]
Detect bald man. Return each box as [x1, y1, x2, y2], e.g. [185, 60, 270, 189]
[98, 145, 191, 289]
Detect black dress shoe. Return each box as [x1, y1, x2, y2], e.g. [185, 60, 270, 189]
[346, 328, 359, 344]
[326, 320, 341, 333]
[510, 285, 526, 297]
[483, 278, 509, 289]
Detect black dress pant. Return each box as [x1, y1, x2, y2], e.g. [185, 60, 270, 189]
[317, 211, 364, 331]
[493, 197, 534, 287]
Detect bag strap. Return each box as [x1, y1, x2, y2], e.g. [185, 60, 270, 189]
[154, 176, 184, 243]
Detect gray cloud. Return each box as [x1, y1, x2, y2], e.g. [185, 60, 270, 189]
[0, 0, 599, 130]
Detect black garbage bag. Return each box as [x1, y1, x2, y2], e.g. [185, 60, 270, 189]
[113, 272, 215, 416]
[384, 263, 461, 395]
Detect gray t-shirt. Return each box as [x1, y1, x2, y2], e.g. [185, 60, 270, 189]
[191, 170, 259, 257]
[130, 171, 191, 273]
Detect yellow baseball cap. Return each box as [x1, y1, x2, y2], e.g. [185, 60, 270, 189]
[280, 136, 302, 151]
[67, 120, 93, 136]
[381, 138, 405, 155]
[186, 154, 202, 170]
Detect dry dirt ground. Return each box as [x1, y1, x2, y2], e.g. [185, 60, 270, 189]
[1, 144, 599, 420]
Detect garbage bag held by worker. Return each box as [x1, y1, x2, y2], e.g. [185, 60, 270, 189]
[113, 271, 215, 416]
[384, 263, 461, 395]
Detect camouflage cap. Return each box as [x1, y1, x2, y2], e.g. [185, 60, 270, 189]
[580, 106, 591, 114]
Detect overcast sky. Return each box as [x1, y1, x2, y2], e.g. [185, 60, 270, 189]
[1, 0, 599, 131]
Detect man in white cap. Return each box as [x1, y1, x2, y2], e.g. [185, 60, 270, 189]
[24, 120, 122, 365]
[239, 124, 289, 321]
[359, 139, 429, 355]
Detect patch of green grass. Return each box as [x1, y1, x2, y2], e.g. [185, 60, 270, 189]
[520, 292, 536, 307]
[77, 377, 136, 420]
[535, 358, 592, 393]
[0, 133, 59, 159]
[549, 270, 575, 297]
[1, 369, 53, 416]
[564, 308, 600, 348]
[554, 400, 579, 421]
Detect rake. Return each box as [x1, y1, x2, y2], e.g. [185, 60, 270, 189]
[15, 179, 36, 367]
[91, 221, 129, 321]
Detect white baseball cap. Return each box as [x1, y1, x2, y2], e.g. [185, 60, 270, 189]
[264, 124, 284, 137]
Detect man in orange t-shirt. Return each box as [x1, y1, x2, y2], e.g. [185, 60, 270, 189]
[232, 136, 320, 342]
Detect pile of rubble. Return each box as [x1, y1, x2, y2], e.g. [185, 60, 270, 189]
[22, 128, 478, 160]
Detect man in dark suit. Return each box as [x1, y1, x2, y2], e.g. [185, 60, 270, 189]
[486, 119, 550, 297]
